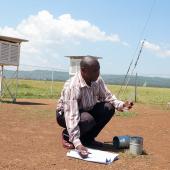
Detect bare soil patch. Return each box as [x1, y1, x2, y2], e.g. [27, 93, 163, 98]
[0, 99, 170, 170]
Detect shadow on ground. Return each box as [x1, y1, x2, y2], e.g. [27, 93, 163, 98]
[100, 143, 148, 155]
[1, 100, 48, 105]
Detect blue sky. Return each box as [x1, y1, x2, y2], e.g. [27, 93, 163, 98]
[0, 0, 170, 76]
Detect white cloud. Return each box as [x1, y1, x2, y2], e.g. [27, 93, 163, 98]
[144, 41, 170, 57]
[0, 10, 123, 69]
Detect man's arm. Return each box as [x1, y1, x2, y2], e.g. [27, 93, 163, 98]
[63, 87, 82, 148]
[63, 85, 89, 158]
[98, 77, 124, 110]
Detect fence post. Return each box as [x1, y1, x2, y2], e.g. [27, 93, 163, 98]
[51, 70, 54, 96]
[13, 66, 19, 103]
[0, 66, 4, 100]
[135, 73, 138, 102]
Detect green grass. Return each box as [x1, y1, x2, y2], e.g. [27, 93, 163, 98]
[3, 79, 63, 99]
[108, 84, 170, 105]
[117, 111, 137, 117]
[2, 79, 170, 106]
[137, 86, 170, 105]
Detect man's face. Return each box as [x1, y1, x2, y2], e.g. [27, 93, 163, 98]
[85, 63, 100, 82]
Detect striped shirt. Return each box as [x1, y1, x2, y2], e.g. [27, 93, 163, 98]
[56, 72, 124, 147]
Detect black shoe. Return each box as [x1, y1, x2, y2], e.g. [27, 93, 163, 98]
[83, 139, 103, 148]
[62, 130, 74, 149]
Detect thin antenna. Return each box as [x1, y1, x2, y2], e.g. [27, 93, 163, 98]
[117, 0, 156, 98]
[117, 58, 133, 97]
[121, 40, 145, 98]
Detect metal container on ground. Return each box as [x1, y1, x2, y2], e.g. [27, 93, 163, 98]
[113, 135, 130, 149]
[129, 136, 143, 155]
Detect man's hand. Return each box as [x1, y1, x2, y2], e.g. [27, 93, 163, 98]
[118, 101, 134, 112]
[76, 144, 89, 158]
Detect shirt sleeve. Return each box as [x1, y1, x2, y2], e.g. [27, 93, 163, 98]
[56, 79, 70, 112]
[98, 77, 124, 109]
[63, 86, 82, 148]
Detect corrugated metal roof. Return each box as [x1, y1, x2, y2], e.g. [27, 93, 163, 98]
[0, 35, 28, 43]
[65, 55, 102, 59]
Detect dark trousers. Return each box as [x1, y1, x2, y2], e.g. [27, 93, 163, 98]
[56, 102, 115, 143]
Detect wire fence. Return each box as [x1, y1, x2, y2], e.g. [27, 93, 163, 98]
[1, 64, 68, 101]
[1, 64, 170, 106]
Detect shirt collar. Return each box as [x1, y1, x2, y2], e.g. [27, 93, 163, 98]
[78, 71, 98, 88]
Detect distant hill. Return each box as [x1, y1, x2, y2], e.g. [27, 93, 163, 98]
[3, 70, 170, 88]
[4, 70, 69, 81]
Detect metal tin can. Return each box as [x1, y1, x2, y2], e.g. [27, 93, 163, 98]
[129, 136, 143, 155]
[113, 135, 130, 149]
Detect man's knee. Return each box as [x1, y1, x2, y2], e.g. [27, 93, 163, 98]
[79, 112, 96, 134]
[56, 110, 66, 128]
[104, 102, 115, 117]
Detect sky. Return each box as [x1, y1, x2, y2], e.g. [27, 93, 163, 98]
[0, 0, 170, 76]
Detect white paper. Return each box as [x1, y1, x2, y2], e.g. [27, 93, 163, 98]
[66, 148, 119, 164]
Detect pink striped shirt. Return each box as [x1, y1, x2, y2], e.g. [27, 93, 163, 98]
[56, 72, 124, 147]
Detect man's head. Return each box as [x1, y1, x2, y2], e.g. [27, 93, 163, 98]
[80, 56, 100, 84]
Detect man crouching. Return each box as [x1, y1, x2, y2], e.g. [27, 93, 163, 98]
[56, 56, 133, 158]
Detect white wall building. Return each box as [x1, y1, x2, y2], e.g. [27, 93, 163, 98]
[65, 55, 102, 76]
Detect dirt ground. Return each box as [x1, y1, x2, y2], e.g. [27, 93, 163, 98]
[0, 99, 170, 170]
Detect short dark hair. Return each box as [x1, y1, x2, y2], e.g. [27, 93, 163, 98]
[80, 56, 99, 69]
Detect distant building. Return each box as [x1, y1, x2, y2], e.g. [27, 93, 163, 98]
[65, 55, 102, 76]
[0, 35, 28, 102]
[0, 35, 28, 66]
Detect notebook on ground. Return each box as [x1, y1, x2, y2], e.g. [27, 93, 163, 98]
[67, 148, 119, 164]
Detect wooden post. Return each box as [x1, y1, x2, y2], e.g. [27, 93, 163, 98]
[0, 66, 4, 99]
[135, 73, 138, 102]
[13, 66, 19, 103]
